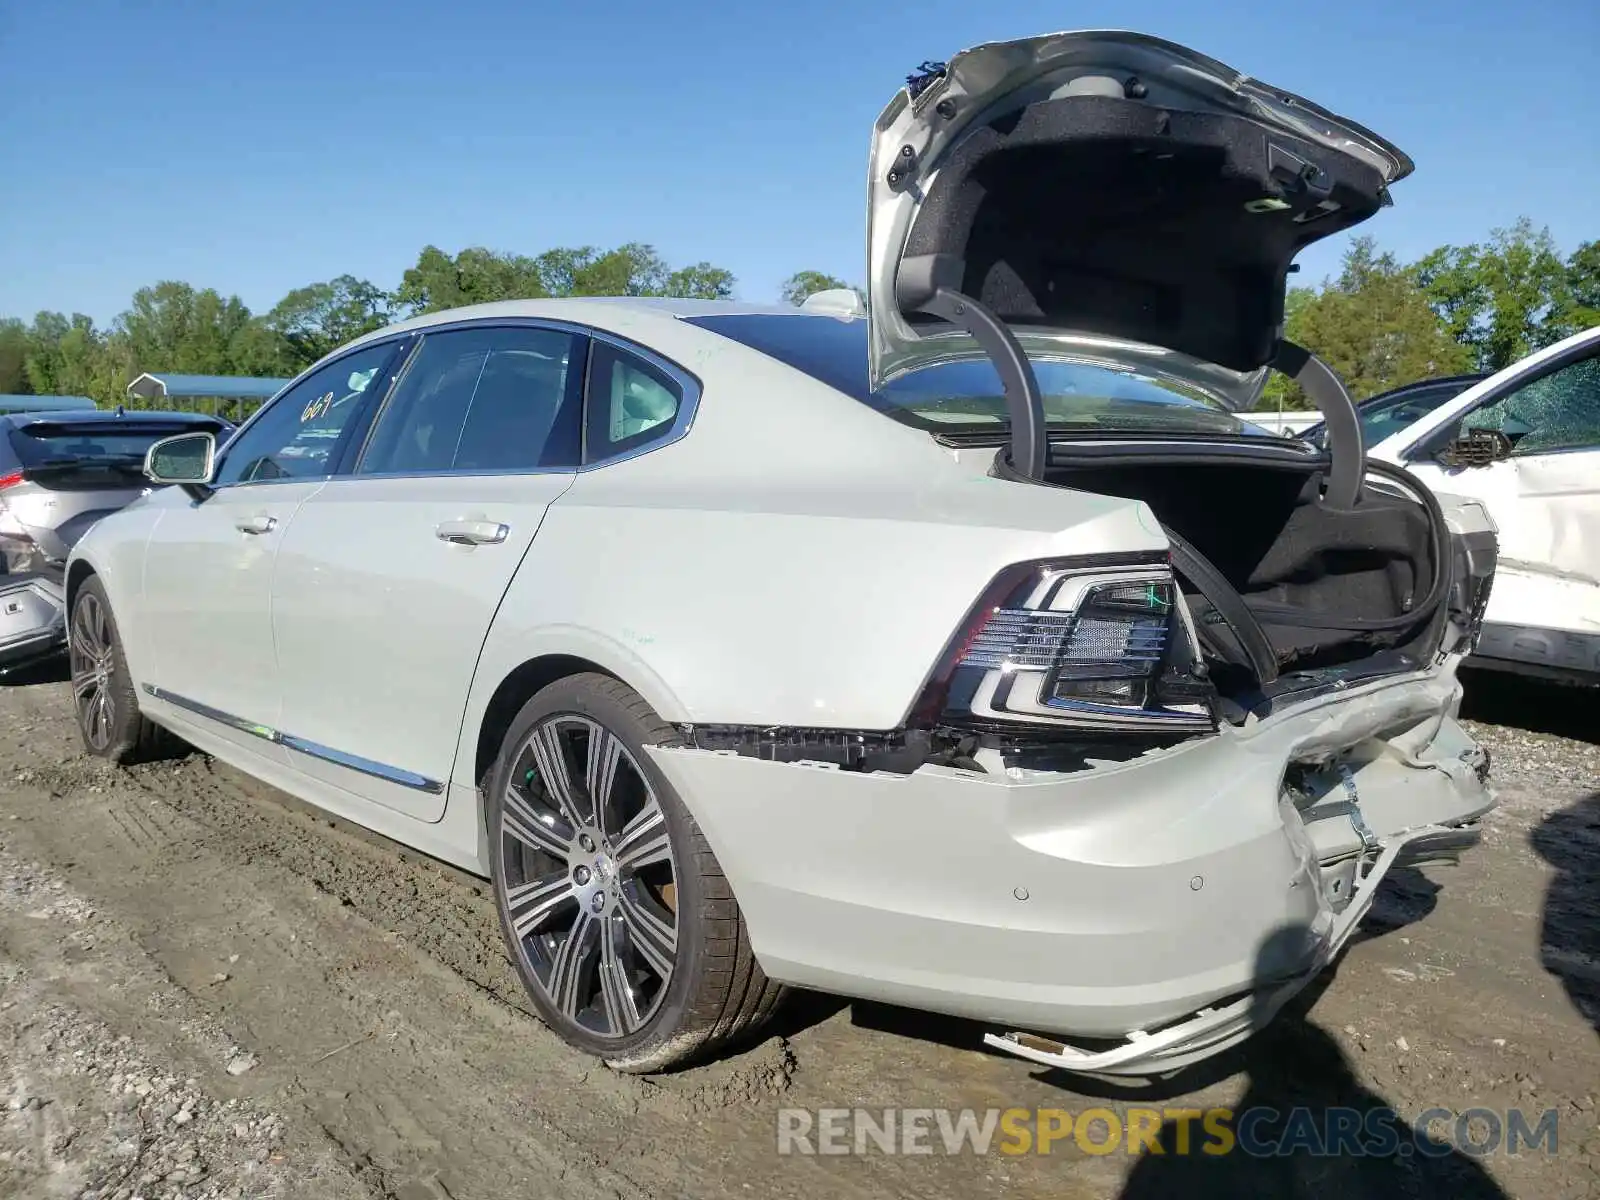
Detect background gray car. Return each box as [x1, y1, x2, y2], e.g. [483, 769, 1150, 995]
[0, 408, 232, 673]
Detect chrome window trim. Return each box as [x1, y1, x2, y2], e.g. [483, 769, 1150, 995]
[578, 332, 702, 471]
[349, 320, 589, 481]
[327, 317, 703, 481]
[141, 683, 445, 795]
[203, 317, 704, 489]
[341, 465, 579, 482]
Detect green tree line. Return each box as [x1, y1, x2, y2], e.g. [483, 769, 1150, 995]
[2, 221, 1592, 412]
[1262, 218, 1597, 409]
[0, 244, 847, 409]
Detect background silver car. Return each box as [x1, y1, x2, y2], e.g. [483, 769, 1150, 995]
[0, 408, 232, 674]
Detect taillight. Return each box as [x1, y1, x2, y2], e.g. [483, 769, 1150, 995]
[0, 471, 23, 490]
[911, 555, 1216, 735]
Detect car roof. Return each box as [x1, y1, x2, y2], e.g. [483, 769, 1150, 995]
[1362, 373, 1489, 403]
[347, 297, 830, 346]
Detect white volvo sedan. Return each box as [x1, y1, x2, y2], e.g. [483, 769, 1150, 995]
[66, 31, 1498, 1076]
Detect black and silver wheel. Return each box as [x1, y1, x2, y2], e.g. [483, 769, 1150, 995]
[486, 673, 783, 1072]
[68, 575, 180, 764]
[69, 584, 119, 754]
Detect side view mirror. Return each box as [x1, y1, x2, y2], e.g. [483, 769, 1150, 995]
[1436, 428, 1513, 470]
[145, 432, 217, 500]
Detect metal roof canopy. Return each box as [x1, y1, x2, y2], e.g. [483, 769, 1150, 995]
[126, 373, 290, 402]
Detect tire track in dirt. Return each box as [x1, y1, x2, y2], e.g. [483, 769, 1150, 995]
[0, 684, 962, 1200]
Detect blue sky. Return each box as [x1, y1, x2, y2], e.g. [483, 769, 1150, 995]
[2, 0, 1595, 326]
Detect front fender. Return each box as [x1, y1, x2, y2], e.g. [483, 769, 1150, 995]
[64, 506, 164, 688]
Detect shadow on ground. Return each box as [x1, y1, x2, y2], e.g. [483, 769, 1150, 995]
[0, 654, 69, 687]
[1111, 926, 1511, 1199]
[821, 865, 1435, 1073]
[811, 898, 1514, 1196]
[1459, 669, 1600, 743]
[1532, 791, 1600, 1037]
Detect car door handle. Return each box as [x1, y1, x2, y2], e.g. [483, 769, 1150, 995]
[435, 519, 509, 546]
[236, 515, 277, 535]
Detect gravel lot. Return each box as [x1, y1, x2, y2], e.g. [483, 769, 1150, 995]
[0, 667, 1595, 1199]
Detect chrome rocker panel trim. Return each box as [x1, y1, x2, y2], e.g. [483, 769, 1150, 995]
[141, 684, 445, 795]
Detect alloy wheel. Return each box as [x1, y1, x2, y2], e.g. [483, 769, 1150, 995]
[498, 714, 679, 1039]
[70, 592, 117, 752]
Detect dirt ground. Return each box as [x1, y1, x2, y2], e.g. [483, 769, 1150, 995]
[0, 669, 1595, 1200]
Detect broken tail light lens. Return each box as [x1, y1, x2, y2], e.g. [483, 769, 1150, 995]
[912, 557, 1215, 734]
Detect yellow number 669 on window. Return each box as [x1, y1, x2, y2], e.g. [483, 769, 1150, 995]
[301, 391, 334, 423]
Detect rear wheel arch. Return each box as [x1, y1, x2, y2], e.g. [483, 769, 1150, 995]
[474, 654, 623, 788]
[472, 643, 691, 790]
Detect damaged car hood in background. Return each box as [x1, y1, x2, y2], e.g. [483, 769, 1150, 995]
[865, 30, 1414, 409]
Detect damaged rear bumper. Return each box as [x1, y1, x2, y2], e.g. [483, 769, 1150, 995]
[0, 574, 66, 674]
[982, 821, 1479, 1075]
[645, 665, 1493, 1078]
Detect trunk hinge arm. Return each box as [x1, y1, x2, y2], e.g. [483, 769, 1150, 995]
[912, 287, 1048, 480]
[1271, 341, 1366, 511]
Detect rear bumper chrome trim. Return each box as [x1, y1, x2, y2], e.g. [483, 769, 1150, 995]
[141, 683, 444, 795]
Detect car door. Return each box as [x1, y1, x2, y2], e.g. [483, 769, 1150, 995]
[268, 322, 587, 821]
[1398, 345, 1600, 671]
[140, 340, 408, 758]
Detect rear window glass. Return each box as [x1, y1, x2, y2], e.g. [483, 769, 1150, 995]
[682, 313, 1265, 437]
[7, 422, 226, 468]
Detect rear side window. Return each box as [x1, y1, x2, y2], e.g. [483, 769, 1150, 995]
[584, 341, 684, 464]
[359, 326, 585, 475]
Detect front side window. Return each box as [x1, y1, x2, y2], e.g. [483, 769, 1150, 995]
[358, 326, 584, 475]
[1459, 353, 1600, 456]
[214, 343, 398, 485]
[584, 341, 685, 463]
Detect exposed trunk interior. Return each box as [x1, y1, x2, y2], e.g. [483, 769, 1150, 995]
[896, 94, 1392, 374]
[1039, 455, 1447, 699]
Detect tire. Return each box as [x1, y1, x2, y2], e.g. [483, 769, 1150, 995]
[69, 576, 181, 764]
[485, 673, 783, 1072]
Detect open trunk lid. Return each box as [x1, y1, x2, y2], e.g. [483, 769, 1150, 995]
[866, 30, 1412, 409]
[859, 33, 1502, 712]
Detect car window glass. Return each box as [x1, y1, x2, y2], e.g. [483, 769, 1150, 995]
[584, 341, 683, 463]
[214, 345, 396, 485]
[359, 327, 583, 475]
[1359, 383, 1465, 446]
[6, 421, 226, 468]
[1461, 354, 1600, 455]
